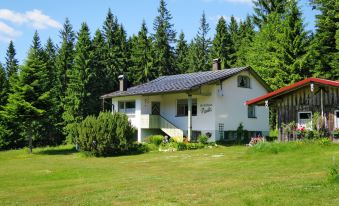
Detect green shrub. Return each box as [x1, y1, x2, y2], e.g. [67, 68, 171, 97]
[317, 138, 331, 146]
[146, 135, 164, 146]
[186, 142, 205, 150]
[76, 112, 136, 156]
[198, 135, 209, 144]
[159, 142, 178, 151]
[177, 142, 187, 151]
[146, 143, 158, 152]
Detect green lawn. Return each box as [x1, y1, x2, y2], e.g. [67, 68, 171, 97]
[0, 143, 338, 206]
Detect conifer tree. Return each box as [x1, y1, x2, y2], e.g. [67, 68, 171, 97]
[0, 63, 6, 107]
[253, 0, 288, 27]
[5, 41, 19, 80]
[130, 20, 154, 84]
[153, 0, 176, 76]
[63, 23, 94, 140]
[56, 18, 75, 96]
[102, 9, 121, 90]
[235, 16, 255, 66]
[210, 17, 231, 69]
[310, 0, 338, 79]
[175, 31, 189, 73]
[189, 12, 211, 72]
[1, 32, 51, 151]
[228, 16, 239, 67]
[91, 29, 109, 112]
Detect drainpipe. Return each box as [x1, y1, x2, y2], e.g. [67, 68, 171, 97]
[102, 98, 105, 111]
[320, 88, 324, 117]
[188, 94, 192, 142]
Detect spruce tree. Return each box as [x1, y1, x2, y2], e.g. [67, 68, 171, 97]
[253, 0, 288, 27]
[153, 0, 176, 76]
[0, 63, 6, 107]
[91, 29, 109, 112]
[228, 16, 239, 67]
[5, 41, 19, 80]
[310, 0, 338, 79]
[235, 16, 255, 67]
[102, 9, 121, 90]
[130, 20, 154, 84]
[210, 17, 231, 69]
[2, 32, 51, 151]
[189, 12, 211, 72]
[63, 23, 94, 140]
[56, 19, 75, 96]
[175, 31, 189, 73]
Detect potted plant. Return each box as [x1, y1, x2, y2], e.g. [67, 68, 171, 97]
[295, 126, 306, 139]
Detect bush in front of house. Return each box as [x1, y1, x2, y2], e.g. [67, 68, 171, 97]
[146, 135, 164, 146]
[198, 135, 209, 144]
[76, 112, 136, 156]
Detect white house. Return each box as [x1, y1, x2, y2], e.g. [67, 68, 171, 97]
[101, 60, 271, 142]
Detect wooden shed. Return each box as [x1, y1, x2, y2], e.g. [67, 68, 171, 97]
[246, 78, 339, 141]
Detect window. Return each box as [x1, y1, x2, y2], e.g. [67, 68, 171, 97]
[335, 110, 339, 128]
[298, 112, 312, 129]
[238, 75, 250, 88]
[118, 101, 135, 114]
[176, 99, 197, 116]
[219, 123, 224, 139]
[248, 106, 256, 118]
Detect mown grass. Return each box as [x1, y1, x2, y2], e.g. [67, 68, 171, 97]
[0, 142, 338, 206]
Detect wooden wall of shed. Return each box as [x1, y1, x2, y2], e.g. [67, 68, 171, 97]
[276, 86, 339, 141]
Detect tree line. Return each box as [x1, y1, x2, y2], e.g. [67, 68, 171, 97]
[0, 0, 337, 149]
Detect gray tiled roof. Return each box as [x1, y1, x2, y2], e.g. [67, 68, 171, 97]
[101, 67, 249, 98]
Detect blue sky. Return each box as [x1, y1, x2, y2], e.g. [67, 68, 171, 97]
[0, 0, 317, 64]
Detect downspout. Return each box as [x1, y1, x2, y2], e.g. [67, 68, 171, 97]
[187, 93, 192, 142]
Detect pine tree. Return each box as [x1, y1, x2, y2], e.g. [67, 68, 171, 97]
[55, 18, 75, 121]
[1, 31, 51, 151]
[310, 0, 338, 79]
[42, 38, 63, 144]
[130, 20, 154, 84]
[91, 29, 109, 111]
[228, 16, 239, 67]
[189, 12, 211, 72]
[5, 41, 19, 80]
[153, 0, 176, 76]
[0, 63, 6, 107]
[63, 23, 94, 140]
[253, 0, 288, 27]
[102, 9, 121, 90]
[210, 17, 231, 69]
[175, 31, 189, 73]
[235, 16, 255, 66]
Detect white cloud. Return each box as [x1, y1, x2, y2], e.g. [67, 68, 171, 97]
[203, 0, 252, 5]
[209, 15, 242, 25]
[0, 9, 62, 29]
[0, 21, 21, 43]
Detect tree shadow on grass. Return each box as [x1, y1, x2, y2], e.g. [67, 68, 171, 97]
[35, 147, 78, 155]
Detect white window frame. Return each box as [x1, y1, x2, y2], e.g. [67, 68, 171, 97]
[335, 110, 339, 129]
[298, 111, 312, 130]
[248, 105, 256, 118]
[176, 99, 197, 117]
[237, 75, 251, 88]
[118, 101, 136, 114]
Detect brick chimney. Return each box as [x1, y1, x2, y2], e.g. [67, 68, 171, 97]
[118, 75, 127, 91]
[212, 58, 221, 71]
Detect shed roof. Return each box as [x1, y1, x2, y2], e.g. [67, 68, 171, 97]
[246, 77, 339, 106]
[101, 66, 270, 99]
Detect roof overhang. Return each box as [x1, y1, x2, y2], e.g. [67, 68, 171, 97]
[246, 77, 339, 106]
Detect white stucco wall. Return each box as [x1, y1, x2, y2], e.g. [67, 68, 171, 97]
[111, 71, 269, 142]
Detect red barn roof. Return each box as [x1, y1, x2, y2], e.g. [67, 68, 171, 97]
[246, 77, 339, 106]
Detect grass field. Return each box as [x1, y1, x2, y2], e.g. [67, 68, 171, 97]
[0, 142, 338, 206]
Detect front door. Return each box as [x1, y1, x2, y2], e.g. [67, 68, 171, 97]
[152, 102, 160, 115]
[335, 110, 339, 128]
